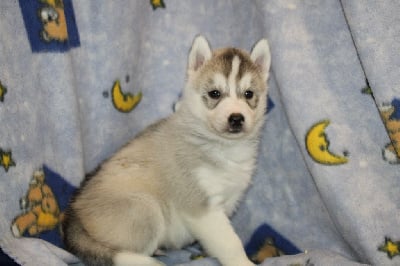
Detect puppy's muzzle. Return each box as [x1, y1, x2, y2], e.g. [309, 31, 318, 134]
[228, 113, 245, 133]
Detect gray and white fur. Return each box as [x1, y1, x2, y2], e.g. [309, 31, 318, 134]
[63, 35, 271, 266]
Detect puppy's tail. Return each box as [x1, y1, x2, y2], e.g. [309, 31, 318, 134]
[63, 211, 115, 266]
[62, 212, 163, 266]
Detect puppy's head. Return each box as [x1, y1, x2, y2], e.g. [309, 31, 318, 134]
[180, 35, 271, 139]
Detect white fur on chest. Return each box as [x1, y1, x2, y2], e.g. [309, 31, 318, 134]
[194, 142, 256, 215]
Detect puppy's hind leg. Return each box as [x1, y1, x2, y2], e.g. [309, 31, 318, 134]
[113, 193, 167, 266]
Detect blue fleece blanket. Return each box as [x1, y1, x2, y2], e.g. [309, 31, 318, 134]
[1, 1, 399, 265]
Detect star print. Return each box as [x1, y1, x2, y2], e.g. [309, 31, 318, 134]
[0, 149, 16, 172]
[0, 81, 7, 102]
[379, 237, 400, 259]
[150, 0, 165, 10]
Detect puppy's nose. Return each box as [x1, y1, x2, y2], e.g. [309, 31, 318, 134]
[228, 113, 245, 132]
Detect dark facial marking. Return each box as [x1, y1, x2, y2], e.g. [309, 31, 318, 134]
[216, 48, 258, 79]
[202, 89, 227, 109]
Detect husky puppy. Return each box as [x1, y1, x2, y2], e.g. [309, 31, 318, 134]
[63, 35, 271, 266]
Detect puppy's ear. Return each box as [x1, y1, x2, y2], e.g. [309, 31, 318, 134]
[251, 39, 271, 80]
[188, 35, 212, 72]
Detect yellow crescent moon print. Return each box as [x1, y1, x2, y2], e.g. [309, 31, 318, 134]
[111, 80, 142, 113]
[305, 120, 348, 165]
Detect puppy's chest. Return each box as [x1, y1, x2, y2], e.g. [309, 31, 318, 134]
[194, 147, 255, 214]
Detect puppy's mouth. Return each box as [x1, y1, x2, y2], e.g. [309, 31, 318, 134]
[222, 126, 247, 139]
[228, 127, 243, 134]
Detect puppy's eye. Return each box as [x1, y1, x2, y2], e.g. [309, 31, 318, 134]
[208, 90, 221, 99]
[244, 90, 254, 99]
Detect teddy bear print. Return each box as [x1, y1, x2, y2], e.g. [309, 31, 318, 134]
[380, 102, 400, 164]
[11, 169, 63, 237]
